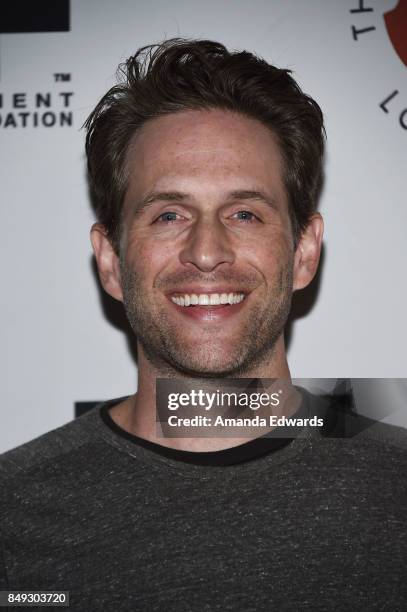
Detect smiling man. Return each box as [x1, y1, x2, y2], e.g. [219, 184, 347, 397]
[88, 40, 323, 450]
[1, 38, 406, 611]
[95, 107, 318, 379]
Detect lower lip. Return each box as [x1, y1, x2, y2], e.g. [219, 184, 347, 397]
[168, 298, 247, 321]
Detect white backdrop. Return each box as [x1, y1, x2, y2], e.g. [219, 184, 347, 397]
[1, 0, 406, 452]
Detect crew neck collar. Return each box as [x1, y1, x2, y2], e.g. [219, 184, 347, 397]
[100, 399, 298, 466]
[78, 386, 331, 479]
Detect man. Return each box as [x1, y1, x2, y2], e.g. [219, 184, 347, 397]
[1, 38, 406, 611]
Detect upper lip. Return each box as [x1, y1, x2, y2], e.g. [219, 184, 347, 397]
[167, 287, 249, 296]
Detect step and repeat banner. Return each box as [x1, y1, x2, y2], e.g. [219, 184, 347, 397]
[1, 0, 406, 452]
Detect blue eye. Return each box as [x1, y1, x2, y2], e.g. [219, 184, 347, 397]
[157, 212, 178, 223]
[234, 210, 256, 222]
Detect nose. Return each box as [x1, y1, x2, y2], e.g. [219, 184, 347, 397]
[179, 217, 235, 272]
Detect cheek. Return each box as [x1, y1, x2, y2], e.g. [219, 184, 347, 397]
[244, 237, 294, 277]
[124, 238, 175, 281]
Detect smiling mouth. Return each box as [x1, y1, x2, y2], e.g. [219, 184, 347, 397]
[170, 292, 246, 307]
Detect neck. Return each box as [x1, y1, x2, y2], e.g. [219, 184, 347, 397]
[109, 336, 296, 452]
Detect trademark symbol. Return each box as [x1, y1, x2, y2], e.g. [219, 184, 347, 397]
[54, 73, 71, 82]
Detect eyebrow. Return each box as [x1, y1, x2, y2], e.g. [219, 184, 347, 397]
[133, 189, 279, 214]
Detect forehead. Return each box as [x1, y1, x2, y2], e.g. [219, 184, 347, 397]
[124, 109, 285, 198]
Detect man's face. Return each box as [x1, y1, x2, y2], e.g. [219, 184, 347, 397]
[116, 109, 299, 376]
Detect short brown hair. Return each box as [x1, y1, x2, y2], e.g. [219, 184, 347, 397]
[85, 38, 325, 251]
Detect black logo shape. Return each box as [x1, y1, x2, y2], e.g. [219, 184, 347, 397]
[75, 402, 101, 418]
[0, 0, 70, 33]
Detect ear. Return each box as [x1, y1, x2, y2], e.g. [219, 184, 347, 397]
[90, 223, 123, 301]
[293, 214, 324, 291]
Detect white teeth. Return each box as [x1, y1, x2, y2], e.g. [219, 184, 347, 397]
[171, 292, 245, 307]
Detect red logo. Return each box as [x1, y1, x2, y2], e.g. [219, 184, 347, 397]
[384, 0, 407, 67]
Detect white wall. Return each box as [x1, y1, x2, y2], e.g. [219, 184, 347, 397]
[1, 0, 406, 452]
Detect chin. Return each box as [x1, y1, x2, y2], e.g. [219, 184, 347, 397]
[168, 350, 248, 378]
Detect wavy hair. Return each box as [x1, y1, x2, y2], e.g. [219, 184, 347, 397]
[85, 38, 325, 251]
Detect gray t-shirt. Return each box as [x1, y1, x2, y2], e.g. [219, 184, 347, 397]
[1, 394, 406, 611]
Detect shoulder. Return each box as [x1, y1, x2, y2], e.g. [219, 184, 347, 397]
[356, 417, 407, 448]
[0, 405, 102, 487]
[316, 414, 407, 475]
[336, 406, 407, 455]
[305, 388, 407, 454]
[348, 418, 407, 472]
[301, 388, 407, 480]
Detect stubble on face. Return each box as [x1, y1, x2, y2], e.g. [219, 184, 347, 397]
[119, 253, 294, 378]
[117, 108, 296, 378]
